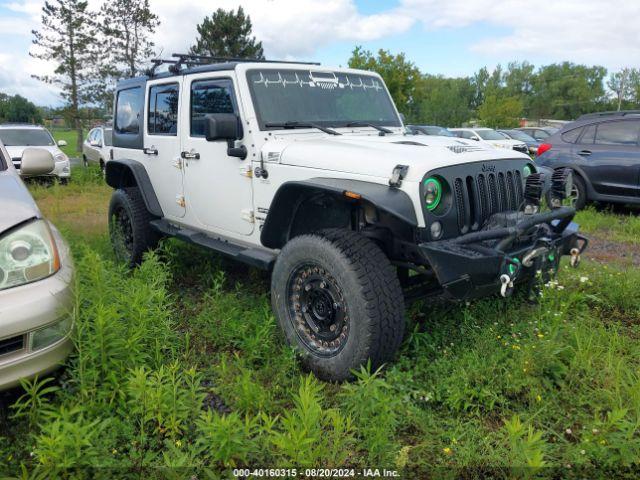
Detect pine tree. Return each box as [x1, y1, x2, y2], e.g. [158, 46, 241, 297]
[190, 7, 265, 59]
[31, 0, 95, 152]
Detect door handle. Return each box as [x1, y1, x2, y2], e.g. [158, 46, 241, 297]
[181, 151, 200, 160]
[143, 147, 158, 155]
[578, 150, 592, 156]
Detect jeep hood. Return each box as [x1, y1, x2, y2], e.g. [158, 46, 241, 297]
[270, 134, 530, 182]
[0, 171, 41, 235]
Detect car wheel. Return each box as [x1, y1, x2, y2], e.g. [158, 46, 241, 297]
[108, 188, 160, 267]
[82, 155, 88, 168]
[271, 228, 405, 381]
[100, 160, 105, 179]
[570, 174, 587, 210]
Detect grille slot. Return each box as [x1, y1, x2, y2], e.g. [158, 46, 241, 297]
[0, 335, 24, 357]
[450, 167, 525, 234]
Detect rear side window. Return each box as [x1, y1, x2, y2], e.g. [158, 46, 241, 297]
[595, 121, 640, 145]
[561, 127, 582, 143]
[580, 125, 596, 144]
[115, 87, 143, 135]
[190, 79, 236, 137]
[148, 83, 179, 135]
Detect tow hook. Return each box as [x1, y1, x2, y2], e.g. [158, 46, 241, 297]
[570, 247, 581, 268]
[500, 274, 515, 298]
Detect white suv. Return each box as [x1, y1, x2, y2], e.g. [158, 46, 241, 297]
[105, 56, 586, 381]
[450, 127, 529, 154]
[0, 125, 71, 183]
[82, 125, 112, 173]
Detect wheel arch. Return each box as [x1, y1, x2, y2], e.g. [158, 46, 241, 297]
[105, 159, 164, 217]
[260, 178, 418, 250]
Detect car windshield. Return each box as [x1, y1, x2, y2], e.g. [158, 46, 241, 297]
[0, 128, 55, 147]
[422, 126, 453, 136]
[504, 130, 536, 142]
[247, 69, 401, 129]
[477, 129, 506, 141]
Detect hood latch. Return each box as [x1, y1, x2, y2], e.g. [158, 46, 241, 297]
[389, 164, 409, 188]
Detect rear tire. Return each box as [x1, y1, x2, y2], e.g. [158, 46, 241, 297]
[271, 228, 405, 381]
[82, 155, 88, 167]
[108, 188, 160, 267]
[572, 174, 587, 210]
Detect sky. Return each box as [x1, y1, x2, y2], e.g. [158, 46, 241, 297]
[0, 0, 639, 107]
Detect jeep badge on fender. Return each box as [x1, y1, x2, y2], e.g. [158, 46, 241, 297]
[105, 54, 588, 382]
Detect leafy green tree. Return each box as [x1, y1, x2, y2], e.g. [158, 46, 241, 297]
[31, 0, 95, 152]
[607, 67, 640, 111]
[528, 62, 607, 120]
[348, 47, 422, 120]
[190, 7, 264, 59]
[418, 75, 474, 126]
[477, 94, 523, 128]
[0, 95, 43, 123]
[97, 0, 159, 113]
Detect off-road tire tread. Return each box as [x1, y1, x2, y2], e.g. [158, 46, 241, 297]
[272, 228, 405, 381]
[109, 187, 159, 267]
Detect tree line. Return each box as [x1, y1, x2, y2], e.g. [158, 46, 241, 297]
[24, 2, 640, 152]
[349, 48, 640, 128]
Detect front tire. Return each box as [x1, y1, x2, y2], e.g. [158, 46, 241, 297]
[82, 155, 88, 167]
[108, 188, 160, 267]
[571, 174, 587, 210]
[271, 229, 405, 381]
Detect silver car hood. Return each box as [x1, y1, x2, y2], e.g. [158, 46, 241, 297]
[0, 171, 41, 235]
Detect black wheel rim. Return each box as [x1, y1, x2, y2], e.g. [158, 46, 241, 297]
[111, 206, 134, 261]
[287, 263, 349, 357]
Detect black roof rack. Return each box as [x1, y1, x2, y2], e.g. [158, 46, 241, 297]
[145, 53, 320, 77]
[578, 110, 640, 120]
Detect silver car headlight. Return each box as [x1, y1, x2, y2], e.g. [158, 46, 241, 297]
[0, 220, 61, 290]
[31, 316, 72, 351]
[54, 153, 68, 162]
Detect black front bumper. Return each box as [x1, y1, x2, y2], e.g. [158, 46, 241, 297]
[419, 207, 588, 300]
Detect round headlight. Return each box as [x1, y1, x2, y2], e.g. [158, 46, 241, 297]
[523, 164, 533, 178]
[424, 177, 442, 211]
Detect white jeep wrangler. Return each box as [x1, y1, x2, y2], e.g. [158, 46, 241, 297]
[106, 55, 587, 381]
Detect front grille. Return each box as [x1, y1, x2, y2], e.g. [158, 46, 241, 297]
[0, 335, 24, 357]
[11, 157, 21, 169]
[452, 168, 524, 234]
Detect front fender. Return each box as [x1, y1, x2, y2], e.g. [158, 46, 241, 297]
[260, 178, 417, 249]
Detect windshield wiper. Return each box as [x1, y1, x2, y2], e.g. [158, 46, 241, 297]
[265, 121, 341, 135]
[344, 122, 393, 135]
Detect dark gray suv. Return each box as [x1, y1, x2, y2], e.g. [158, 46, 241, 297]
[535, 111, 640, 209]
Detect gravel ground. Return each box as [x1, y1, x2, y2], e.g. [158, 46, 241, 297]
[586, 232, 640, 268]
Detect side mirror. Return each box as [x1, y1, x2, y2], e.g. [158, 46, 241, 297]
[472, 136, 480, 141]
[20, 148, 55, 176]
[204, 113, 240, 141]
[57, 140, 67, 147]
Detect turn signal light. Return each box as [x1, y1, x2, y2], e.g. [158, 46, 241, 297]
[537, 143, 552, 156]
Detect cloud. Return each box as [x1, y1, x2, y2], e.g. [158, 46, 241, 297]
[398, 0, 640, 69]
[150, 0, 413, 59]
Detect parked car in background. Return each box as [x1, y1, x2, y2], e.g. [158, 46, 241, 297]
[449, 127, 529, 154]
[535, 111, 640, 210]
[498, 129, 541, 155]
[0, 125, 71, 184]
[517, 126, 558, 141]
[82, 126, 112, 173]
[0, 142, 74, 391]
[406, 125, 455, 137]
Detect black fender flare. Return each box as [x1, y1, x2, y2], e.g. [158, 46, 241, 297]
[260, 178, 418, 249]
[105, 159, 163, 217]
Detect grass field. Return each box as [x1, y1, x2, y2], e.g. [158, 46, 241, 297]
[1, 168, 640, 478]
[51, 129, 81, 158]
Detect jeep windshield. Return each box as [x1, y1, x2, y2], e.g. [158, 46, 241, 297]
[0, 129, 55, 147]
[247, 69, 402, 130]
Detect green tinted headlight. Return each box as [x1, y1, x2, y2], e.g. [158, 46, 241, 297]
[424, 177, 442, 211]
[523, 164, 533, 178]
